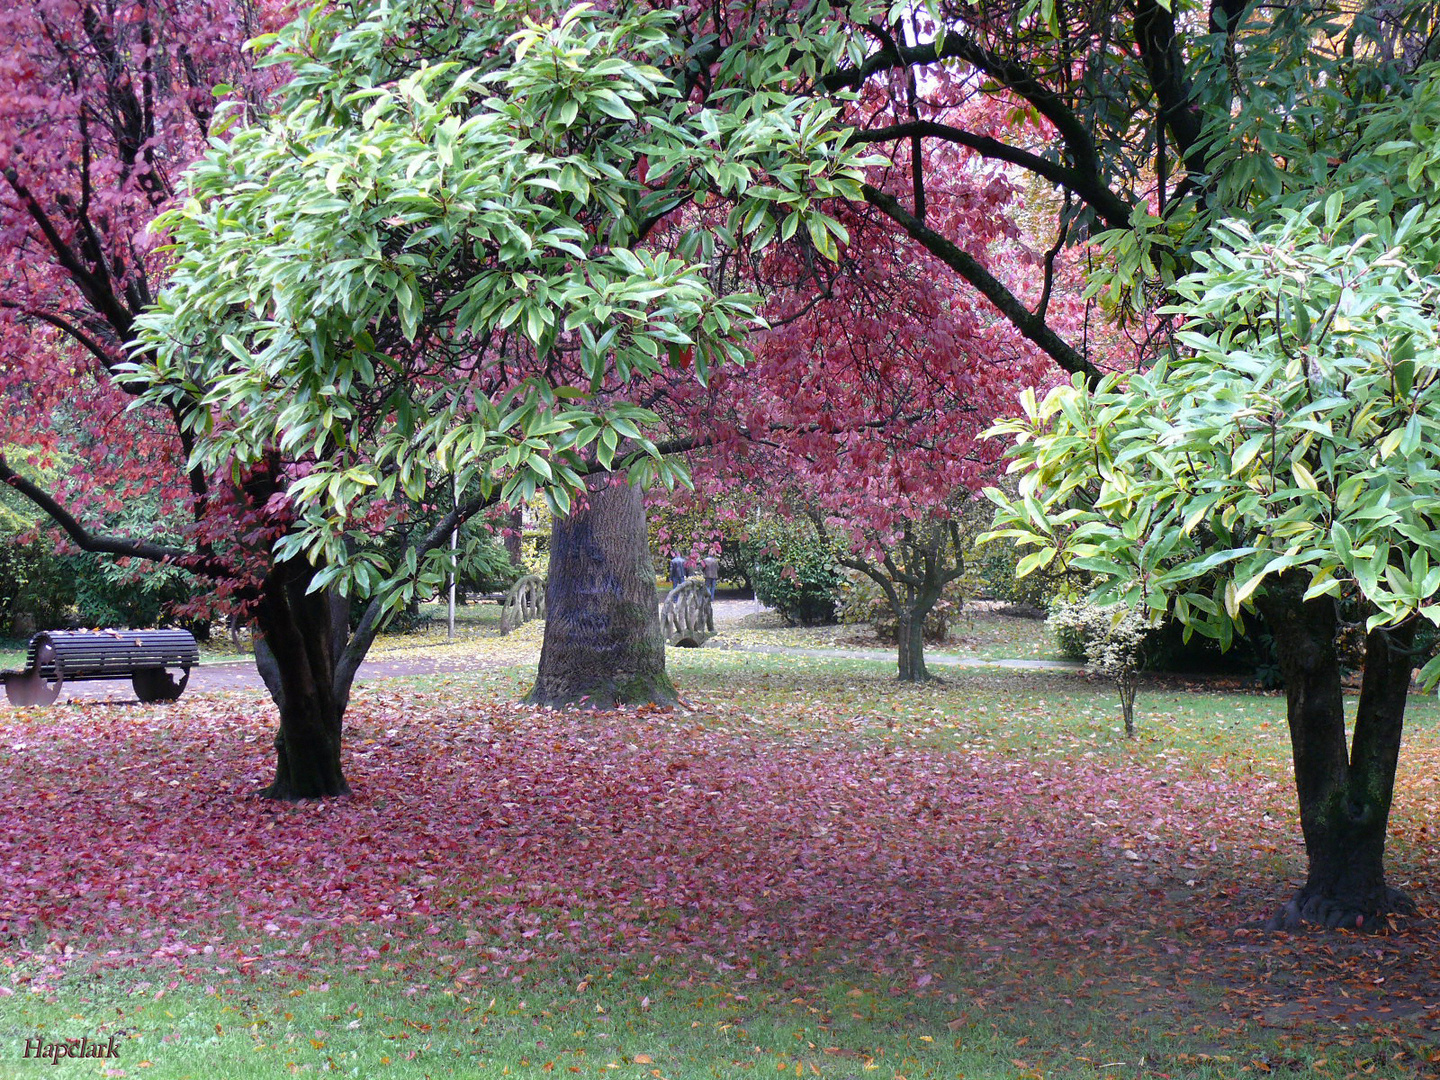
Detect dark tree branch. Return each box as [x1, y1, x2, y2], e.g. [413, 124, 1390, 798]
[2, 168, 135, 353]
[822, 28, 1107, 187]
[1133, 0, 1207, 182]
[862, 184, 1100, 381]
[849, 120, 1132, 230]
[1036, 192, 1074, 322]
[0, 452, 235, 577]
[0, 298, 114, 367]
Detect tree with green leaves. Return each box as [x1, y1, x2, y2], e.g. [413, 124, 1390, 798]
[131, 0, 868, 782]
[987, 61, 1440, 928]
[679, 0, 1434, 383]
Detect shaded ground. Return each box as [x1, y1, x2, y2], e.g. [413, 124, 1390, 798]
[6, 602, 1439, 1059]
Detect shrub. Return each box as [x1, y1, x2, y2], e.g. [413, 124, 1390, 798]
[837, 572, 961, 642]
[971, 536, 1064, 610]
[69, 553, 207, 634]
[743, 523, 844, 625]
[1048, 599, 1149, 737]
[0, 537, 74, 634]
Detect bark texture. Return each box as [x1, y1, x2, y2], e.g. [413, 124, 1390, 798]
[895, 605, 935, 683]
[1257, 571, 1416, 930]
[528, 479, 676, 708]
[251, 559, 355, 800]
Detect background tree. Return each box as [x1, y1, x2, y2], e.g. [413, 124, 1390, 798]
[658, 0, 1439, 380]
[661, 108, 1068, 680]
[0, 0, 271, 607]
[988, 66, 1440, 926]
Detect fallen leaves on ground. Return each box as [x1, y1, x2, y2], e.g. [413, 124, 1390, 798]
[1, 685, 1436, 1046]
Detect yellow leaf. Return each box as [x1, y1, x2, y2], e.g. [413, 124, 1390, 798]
[634, 1055, 653, 1065]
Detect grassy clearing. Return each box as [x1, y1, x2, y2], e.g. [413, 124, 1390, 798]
[712, 608, 1066, 664]
[0, 635, 27, 669]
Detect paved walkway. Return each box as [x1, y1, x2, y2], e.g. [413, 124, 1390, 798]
[716, 643, 1081, 671]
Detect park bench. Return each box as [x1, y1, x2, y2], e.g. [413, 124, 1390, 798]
[1, 628, 200, 707]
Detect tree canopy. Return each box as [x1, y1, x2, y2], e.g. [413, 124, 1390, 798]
[131, 0, 873, 606]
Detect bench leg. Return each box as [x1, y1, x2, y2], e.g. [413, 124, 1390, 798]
[133, 668, 189, 703]
[4, 670, 62, 707]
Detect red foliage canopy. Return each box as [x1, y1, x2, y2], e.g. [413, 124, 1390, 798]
[0, 0, 282, 600]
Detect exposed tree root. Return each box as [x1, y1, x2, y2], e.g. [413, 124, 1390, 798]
[1266, 886, 1416, 931]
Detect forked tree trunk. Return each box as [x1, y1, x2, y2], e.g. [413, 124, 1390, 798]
[252, 558, 354, 800]
[894, 584, 945, 682]
[1257, 571, 1416, 930]
[528, 478, 676, 708]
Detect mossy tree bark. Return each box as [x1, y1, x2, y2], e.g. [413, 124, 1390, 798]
[1257, 571, 1416, 930]
[528, 478, 677, 708]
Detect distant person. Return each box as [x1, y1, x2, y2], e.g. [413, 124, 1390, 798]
[701, 554, 720, 599]
[668, 552, 688, 590]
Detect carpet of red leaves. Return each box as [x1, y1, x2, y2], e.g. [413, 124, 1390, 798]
[1, 685, 1436, 1045]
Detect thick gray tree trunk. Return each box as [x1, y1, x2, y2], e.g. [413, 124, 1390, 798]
[527, 478, 677, 708]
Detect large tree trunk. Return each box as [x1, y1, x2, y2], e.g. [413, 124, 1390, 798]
[251, 558, 353, 800]
[527, 478, 676, 708]
[1257, 571, 1416, 930]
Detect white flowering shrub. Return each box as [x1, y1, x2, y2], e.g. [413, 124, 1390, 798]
[1048, 600, 1149, 737]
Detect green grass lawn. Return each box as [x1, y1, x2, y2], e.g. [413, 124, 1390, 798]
[0, 637, 26, 669]
[3, 617, 1439, 1079]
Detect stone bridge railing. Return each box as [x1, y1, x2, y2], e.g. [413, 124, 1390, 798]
[499, 574, 546, 635]
[661, 580, 714, 648]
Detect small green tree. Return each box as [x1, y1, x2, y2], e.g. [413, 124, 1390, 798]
[987, 63, 1440, 928]
[1047, 600, 1148, 738]
[989, 200, 1440, 925]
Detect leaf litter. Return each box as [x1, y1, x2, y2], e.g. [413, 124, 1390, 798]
[1, 681, 1437, 1059]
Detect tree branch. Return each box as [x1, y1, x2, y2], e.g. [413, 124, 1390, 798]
[822, 28, 1106, 186]
[850, 120, 1131, 230]
[862, 184, 1099, 380]
[0, 452, 229, 572]
[2, 167, 134, 353]
[0, 298, 115, 368]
